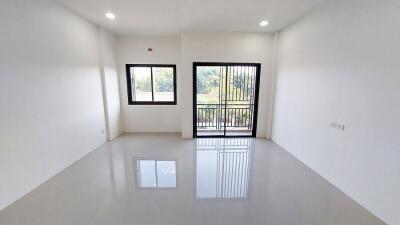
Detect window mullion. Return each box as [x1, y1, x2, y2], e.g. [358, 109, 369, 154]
[155, 160, 158, 188]
[150, 67, 155, 102]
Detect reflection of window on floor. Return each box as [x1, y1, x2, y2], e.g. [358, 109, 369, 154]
[136, 160, 177, 188]
[196, 139, 252, 199]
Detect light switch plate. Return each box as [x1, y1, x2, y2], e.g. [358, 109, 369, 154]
[330, 122, 345, 130]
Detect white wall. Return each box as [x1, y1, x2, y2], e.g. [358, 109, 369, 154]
[99, 28, 122, 140]
[273, 0, 400, 224]
[0, 0, 107, 211]
[181, 32, 276, 138]
[116, 36, 182, 132]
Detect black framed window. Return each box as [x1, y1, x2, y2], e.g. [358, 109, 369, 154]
[126, 64, 177, 105]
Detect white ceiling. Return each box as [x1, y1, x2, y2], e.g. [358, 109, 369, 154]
[56, 0, 326, 35]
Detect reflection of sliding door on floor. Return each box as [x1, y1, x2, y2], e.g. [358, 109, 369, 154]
[196, 138, 254, 199]
[193, 63, 261, 137]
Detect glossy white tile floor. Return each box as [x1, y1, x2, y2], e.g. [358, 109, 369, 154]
[0, 133, 385, 225]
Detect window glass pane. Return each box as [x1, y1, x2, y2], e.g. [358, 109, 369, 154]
[196, 66, 222, 104]
[153, 67, 174, 102]
[138, 160, 156, 188]
[132, 67, 152, 101]
[156, 161, 177, 188]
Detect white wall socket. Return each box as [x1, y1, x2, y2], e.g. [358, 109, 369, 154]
[330, 122, 345, 131]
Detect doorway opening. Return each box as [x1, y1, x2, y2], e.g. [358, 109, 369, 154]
[193, 62, 261, 138]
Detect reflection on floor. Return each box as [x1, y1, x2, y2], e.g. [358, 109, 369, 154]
[196, 138, 252, 199]
[0, 133, 385, 225]
[135, 159, 177, 189]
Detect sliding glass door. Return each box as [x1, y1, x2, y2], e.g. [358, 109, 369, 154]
[193, 63, 261, 137]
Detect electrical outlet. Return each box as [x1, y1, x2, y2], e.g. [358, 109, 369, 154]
[330, 122, 345, 131]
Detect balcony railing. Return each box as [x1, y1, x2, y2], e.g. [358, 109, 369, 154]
[196, 104, 254, 130]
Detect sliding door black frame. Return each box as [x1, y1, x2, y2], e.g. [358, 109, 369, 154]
[193, 62, 261, 138]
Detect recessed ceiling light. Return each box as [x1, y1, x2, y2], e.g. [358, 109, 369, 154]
[105, 12, 116, 20]
[260, 20, 269, 27]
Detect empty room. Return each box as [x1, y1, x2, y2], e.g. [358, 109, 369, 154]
[0, 0, 398, 224]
